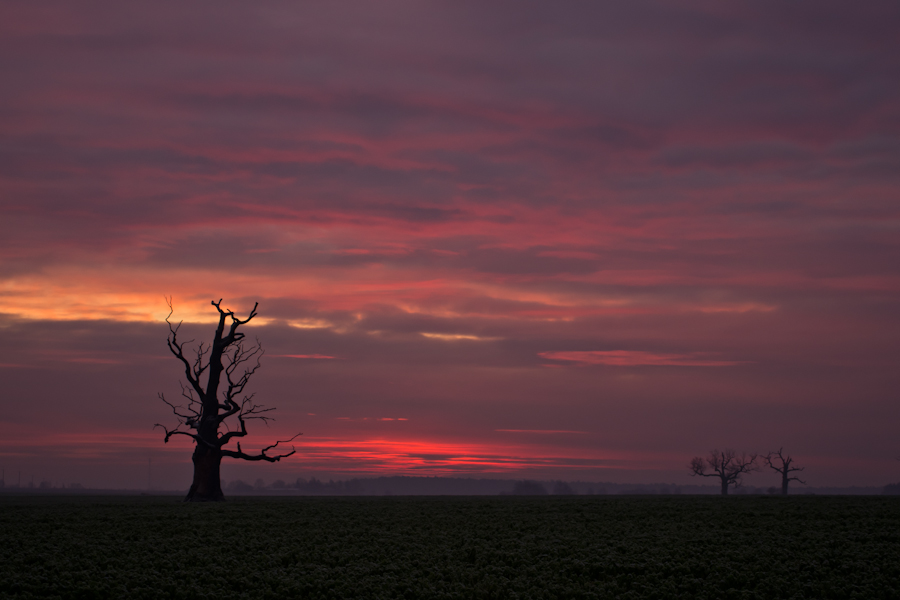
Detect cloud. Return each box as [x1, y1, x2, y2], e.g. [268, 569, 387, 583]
[0, 1, 898, 487]
[419, 332, 499, 342]
[495, 429, 589, 435]
[538, 350, 746, 367]
[272, 354, 340, 360]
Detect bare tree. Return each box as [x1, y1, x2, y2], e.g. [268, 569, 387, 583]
[156, 299, 299, 502]
[689, 449, 758, 495]
[764, 448, 805, 495]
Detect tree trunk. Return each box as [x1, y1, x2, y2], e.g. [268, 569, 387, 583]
[721, 478, 729, 495]
[185, 444, 224, 502]
[781, 474, 789, 496]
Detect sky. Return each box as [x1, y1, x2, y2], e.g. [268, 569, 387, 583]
[1, 1, 899, 490]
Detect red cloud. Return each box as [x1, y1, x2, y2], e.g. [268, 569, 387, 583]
[538, 350, 746, 367]
[273, 354, 340, 360]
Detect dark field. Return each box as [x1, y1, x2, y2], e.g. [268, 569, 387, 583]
[0, 495, 897, 599]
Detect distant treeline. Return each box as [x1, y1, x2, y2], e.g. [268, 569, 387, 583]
[220, 476, 890, 496]
[223, 476, 685, 495]
[1, 475, 893, 496]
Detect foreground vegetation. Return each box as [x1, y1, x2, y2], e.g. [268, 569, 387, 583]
[0, 495, 897, 599]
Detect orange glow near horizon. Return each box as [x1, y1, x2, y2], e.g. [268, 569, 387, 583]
[0, 261, 783, 327]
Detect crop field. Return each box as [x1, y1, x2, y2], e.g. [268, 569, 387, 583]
[0, 495, 897, 599]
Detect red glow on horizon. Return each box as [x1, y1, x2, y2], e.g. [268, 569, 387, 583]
[290, 437, 638, 476]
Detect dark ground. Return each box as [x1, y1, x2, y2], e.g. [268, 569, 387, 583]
[0, 495, 897, 599]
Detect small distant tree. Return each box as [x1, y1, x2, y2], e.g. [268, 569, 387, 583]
[156, 299, 300, 502]
[764, 448, 805, 495]
[551, 481, 575, 495]
[225, 479, 254, 493]
[690, 449, 758, 495]
[511, 480, 548, 495]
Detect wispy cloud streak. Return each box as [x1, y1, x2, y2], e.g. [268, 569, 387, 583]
[539, 351, 746, 367]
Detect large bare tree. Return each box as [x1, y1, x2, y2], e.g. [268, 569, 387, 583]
[689, 449, 758, 495]
[156, 299, 299, 502]
[764, 448, 805, 495]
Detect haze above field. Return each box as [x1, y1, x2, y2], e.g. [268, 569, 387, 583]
[1, 1, 899, 490]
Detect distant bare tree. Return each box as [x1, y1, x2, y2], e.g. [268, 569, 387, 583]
[763, 448, 805, 495]
[156, 298, 300, 502]
[689, 449, 758, 495]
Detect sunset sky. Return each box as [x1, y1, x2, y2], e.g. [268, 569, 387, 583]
[2, 1, 899, 490]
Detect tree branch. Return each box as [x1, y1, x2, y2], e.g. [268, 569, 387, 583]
[221, 433, 301, 462]
[218, 394, 277, 441]
[165, 297, 206, 400]
[689, 449, 757, 483]
[218, 410, 249, 445]
[222, 339, 264, 408]
[212, 299, 259, 347]
[153, 423, 205, 445]
[158, 392, 199, 429]
[690, 456, 715, 477]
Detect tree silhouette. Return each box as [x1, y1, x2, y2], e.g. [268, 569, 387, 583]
[763, 448, 805, 495]
[156, 299, 299, 502]
[689, 449, 757, 495]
